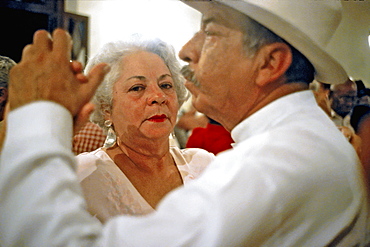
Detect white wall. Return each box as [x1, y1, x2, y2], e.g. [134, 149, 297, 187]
[65, 0, 201, 64]
[66, 0, 370, 86]
[327, 1, 370, 86]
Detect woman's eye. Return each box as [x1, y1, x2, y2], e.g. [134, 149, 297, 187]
[160, 82, 173, 90]
[129, 85, 145, 92]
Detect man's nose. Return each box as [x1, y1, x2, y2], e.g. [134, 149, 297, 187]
[179, 31, 204, 64]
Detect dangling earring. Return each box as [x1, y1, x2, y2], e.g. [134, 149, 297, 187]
[169, 132, 178, 147]
[103, 120, 116, 148]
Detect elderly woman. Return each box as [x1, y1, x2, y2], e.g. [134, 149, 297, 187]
[76, 37, 215, 223]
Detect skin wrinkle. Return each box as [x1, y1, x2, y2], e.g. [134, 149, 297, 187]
[183, 11, 256, 129]
[107, 51, 178, 158]
[91, 49, 186, 210]
[179, 3, 308, 132]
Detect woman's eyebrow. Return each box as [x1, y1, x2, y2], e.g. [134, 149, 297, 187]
[126, 75, 146, 81]
[125, 74, 172, 82]
[158, 74, 172, 81]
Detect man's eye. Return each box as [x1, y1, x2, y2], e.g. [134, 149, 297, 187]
[204, 30, 214, 36]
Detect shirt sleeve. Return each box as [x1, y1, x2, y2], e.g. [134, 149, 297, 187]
[0, 100, 236, 247]
[0, 101, 103, 247]
[0, 101, 222, 247]
[0, 101, 366, 247]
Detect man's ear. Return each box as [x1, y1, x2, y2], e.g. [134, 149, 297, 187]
[255, 43, 292, 87]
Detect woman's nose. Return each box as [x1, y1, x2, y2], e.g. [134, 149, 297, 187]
[147, 87, 167, 105]
[179, 31, 204, 64]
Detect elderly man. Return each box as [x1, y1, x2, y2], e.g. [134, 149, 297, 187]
[0, 1, 368, 246]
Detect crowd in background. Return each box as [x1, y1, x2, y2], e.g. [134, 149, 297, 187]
[1, 0, 370, 245]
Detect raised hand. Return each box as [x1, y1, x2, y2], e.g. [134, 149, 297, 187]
[8, 29, 109, 117]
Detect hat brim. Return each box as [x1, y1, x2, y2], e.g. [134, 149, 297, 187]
[181, 0, 348, 85]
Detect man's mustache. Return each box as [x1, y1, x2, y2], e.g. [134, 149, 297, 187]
[181, 65, 200, 87]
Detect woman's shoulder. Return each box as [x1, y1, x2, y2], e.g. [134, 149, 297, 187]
[171, 146, 215, 167]
[76, 148, 112, 181]
[76, 148, 111, 162]
[170, 146, 215, 182]
[179, 147, 215, 158]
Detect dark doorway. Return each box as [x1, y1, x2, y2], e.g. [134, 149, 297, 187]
[0, 7, 49, 62]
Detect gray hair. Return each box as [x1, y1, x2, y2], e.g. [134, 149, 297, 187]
[0, 56, 16, 88]
[241, 15, 315, 84]
[85, 36, 189, 131]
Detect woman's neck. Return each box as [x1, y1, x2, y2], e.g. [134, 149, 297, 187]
[105, 137, 183, 209]
[107, 137, 173, 171]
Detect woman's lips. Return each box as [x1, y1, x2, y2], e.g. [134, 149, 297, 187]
[148, 114, 167, 122]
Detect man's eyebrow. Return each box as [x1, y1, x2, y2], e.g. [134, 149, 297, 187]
[202, 13, 229, 28]
[202, 16, 216, 26]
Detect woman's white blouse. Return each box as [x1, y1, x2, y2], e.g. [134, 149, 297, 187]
[76, 147, 215, 222]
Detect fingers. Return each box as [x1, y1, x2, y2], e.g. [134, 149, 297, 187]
[33, 29, 53, 51]
[21, 30, 52, 61]
[52, 29, 72, 61]
[85, 63, 110, 94]
[20, 29, 64, 64]
[21, 45, 34, 62]
[70, 60, 88, 83]
[74, 102, 95, 135]
[75, 63, 109, 114]
[70, 60, 83, 73]
[12, 28, 108, 118]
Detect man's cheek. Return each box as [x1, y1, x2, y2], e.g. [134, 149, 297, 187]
[185, 81, 200, 96]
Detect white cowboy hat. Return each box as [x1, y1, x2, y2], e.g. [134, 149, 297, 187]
[181, 0, 348, 85]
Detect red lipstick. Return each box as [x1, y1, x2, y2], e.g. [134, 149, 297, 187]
[148, 114, 167, 122]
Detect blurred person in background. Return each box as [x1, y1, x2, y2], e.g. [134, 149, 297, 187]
[1, 1, 369, 246]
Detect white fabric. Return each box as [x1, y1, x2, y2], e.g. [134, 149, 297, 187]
[76, 147, 214, 222]
[182, 0, 348, 85]
[0, 91, 369, 246]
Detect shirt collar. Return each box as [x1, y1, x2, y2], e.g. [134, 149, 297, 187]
[231, 90, 316, 144]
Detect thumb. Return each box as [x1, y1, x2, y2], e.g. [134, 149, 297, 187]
[73, 102, 95, 135]
[85, 63, 110, 96]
